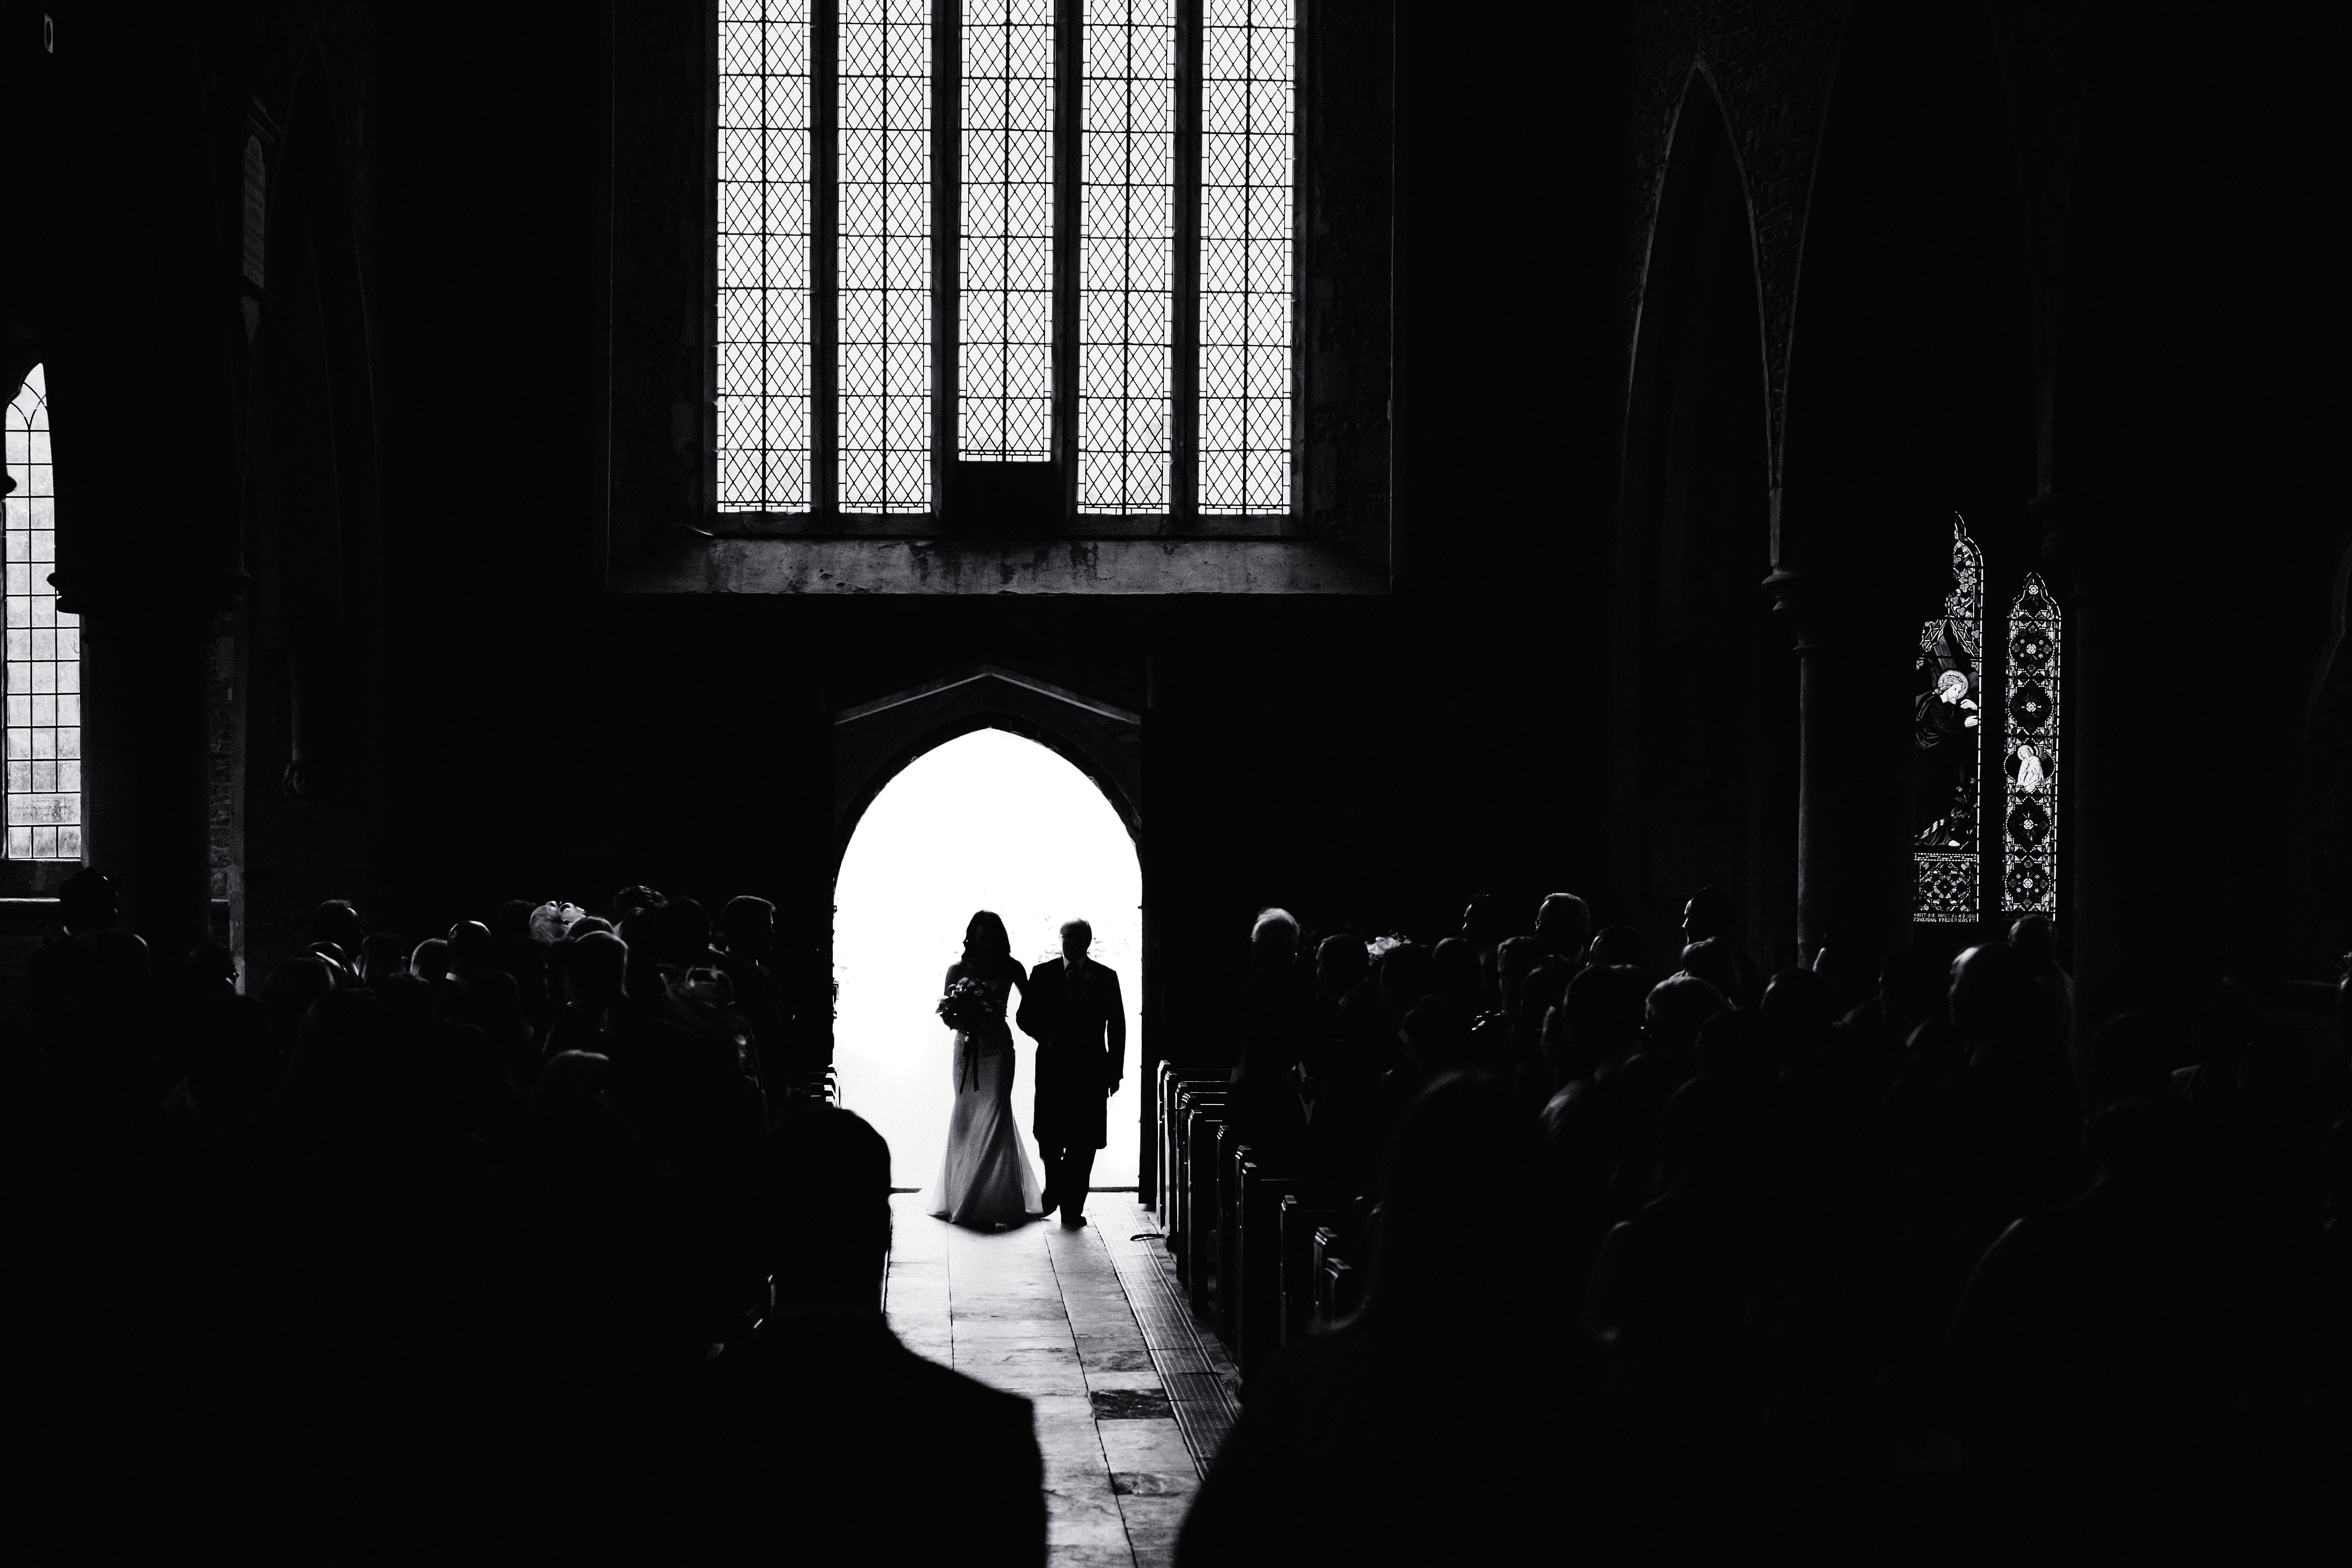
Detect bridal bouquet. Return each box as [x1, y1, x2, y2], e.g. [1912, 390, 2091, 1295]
[937, 977, 990, 1032]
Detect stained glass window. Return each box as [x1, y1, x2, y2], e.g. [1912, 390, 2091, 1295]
[1913, 517, 1984, 923]
[960, 0, 1057, 462]
[4, 365, 81, 860]
[2002, 574, 2061, 916]
[1077, 1, 1177, 513]
[839, 0, 934, 513]
[1197, 0, 1294, 514]
[718, 1, 815, 512]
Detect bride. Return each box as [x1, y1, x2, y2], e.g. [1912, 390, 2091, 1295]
[922, 911, 1046, 1227]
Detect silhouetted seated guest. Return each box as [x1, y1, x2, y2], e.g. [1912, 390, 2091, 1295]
[1430, 935, 1486, 1017]
[1178, 1071, 1646, 1565]
[162, 993, 280, 1146]
[1838, 946, 1943, 1063]
[2008, 911, 2075, 1052]
[409, 935, 450, 981]
[491, 897, 553, 1031]
[174, 940, 241, 1009]
[1760, 965, 1838, 1080]
[1947, 942, 2086, 1233]
[309, 898, 366, 979]
[260, 953, 337, 1071]
[1299, 935, 1381, 1200]
[1495, 892, 1592, 1023]
[546, 928, 628, 1058]
[1693, 1004, 1775, 1089]
[2078, 1012, 2189, 1116]
[698, 1108, 1048, 1566]
[1679, 884, 1761, 1007]
[1231, 909, 1317, 1166]
[356, 931, 407, 990]
[1676, 937, 1755, 1016]
[1586, 923, 1647, 972]
[1632, 972, 1728, 1085]
[20, 866, 119, 1013]
[717, 893, 787, 1082]
[1945, 1089, 2338, 1563]
[1459, 892, 1510, 1011]
[1805, 927, 1879, 1016]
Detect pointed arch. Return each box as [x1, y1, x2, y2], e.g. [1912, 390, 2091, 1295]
[1612, 68, 1791, 969]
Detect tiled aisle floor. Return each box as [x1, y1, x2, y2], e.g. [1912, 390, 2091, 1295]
[886, 1194, 1219, 1568]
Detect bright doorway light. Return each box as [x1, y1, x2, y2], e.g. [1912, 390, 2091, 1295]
[833, 727, 1144, 1192]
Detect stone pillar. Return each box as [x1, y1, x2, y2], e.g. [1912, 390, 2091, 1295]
[1767, 566, 1922, 970]
[65, 588, 229, 962]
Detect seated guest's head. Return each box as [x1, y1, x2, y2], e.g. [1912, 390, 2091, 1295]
[2008, 912, 2060, 967]
[1555, 963, 1648, 1081]
[1807, 931, 1876, 1013]
[58, 868, 120, 936]
[262, 954, 338, 1052]
[1533, 893, 1593, 956]
[1642, 974, 1727, 1069]
[1681, 884, 1735, 944]
[179, 941, 240, 1001]
[1366, 1071, 1537, 1320]
[1460, 893, 1506, 951]
[67, 927, 154, 1009]
[1250, 908, 1300, 970]
[1376, 942, 1436, 1026]
[409, 937, 450, 982]
[278, 985, 395, 1125]
[446, 920, 496, 980]
[1878, 949, 1945, 1042]
[719, 895, 777, 961]
[1587, 926, 1645, 970]
[566, 915, 614, 940]
[1949, 942, 2040, 1052]
[2083, 1013, 2188, 1113]
[1675, 938, 1746, 1007]
[612, 885, 665, 924]
[1761, 966, 1836, 1072]
[312, 899, 365, 964]
[1315, 934, 1369, 1002]
[490, 899, 535, 944]
[1399, 996, 1470, 1073]
[766, 1106, 894, 1314]
[355, 931, 407, 990]
[567, 931, 628, 1012]
[1430, 938, 1484, 1013]
[662, 897, 716, 969]
[528, 900, 586, 945]
[1694, 1006, 1773, 1085]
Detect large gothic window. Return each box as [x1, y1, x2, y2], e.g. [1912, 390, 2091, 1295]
[3, 365, 81, 861]
[2002, 574, 2061, 916]
[1913, 517, 1984, 923]
[715, 0, 1299, 523]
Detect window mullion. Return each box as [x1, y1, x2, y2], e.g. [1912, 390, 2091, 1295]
[932, 0, 961, 506]
[1051, 0, 1082, 525]
[1171, 0, 1203, 529]
[814, 0, 842, 519]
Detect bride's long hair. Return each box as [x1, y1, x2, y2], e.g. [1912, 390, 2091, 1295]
[962, 911, 1013, 968]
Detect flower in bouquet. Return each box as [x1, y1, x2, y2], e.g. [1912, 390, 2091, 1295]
[938, 977, 990, 1031]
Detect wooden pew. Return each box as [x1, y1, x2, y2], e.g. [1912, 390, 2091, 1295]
[1235, 1157, 1305, 1382]
[1279, 1194, 1351, 1349]
[1212, 1122, 1249, 1340]
[1181, 1093, 1232, 1312]
[1312, 1223, 1362, 1328]
[1157, 1065, 1228, 1232]
[1170, 1083, 1228, 1292]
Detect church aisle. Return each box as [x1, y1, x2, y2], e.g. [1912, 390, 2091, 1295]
[886, 1195, 1201, 1568]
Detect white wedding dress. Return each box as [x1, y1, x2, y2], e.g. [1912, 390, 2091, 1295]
[922, 964, 1045, 1227]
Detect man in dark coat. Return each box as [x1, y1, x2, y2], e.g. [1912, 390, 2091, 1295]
[1016, 919, 1126, 1228]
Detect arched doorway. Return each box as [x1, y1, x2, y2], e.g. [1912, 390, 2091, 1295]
[832, 727, 1145, 1195]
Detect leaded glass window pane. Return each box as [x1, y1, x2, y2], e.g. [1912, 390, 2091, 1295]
[2003, 574, 2061, 916]
[1913, 517, 1984, 923]
[4, 365, 81, 860]
[717, 1, 815, 513]
[1198, 0, 1293, 514]
[840, 0, 934, 513]
[960, 0, 1057, 462]
[1077, 1, 1176, 514]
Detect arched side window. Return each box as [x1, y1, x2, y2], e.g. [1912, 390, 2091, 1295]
[1913, 515, 1984, 923]
[3, 365, 81, 860]
[715, 0, 1298, 524]
[2002, 573, 2061, 916]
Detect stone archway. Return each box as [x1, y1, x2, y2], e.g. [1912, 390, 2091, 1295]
[829, 667, 1148, 1191]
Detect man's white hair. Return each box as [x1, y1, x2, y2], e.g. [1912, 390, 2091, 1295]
[1251, 908, 1300, 948]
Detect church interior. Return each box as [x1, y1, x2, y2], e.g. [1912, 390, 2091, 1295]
[5, 2, 2346, 1561]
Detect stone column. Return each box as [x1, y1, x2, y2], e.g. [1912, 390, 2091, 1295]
[1767, 566, 1923, 970]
